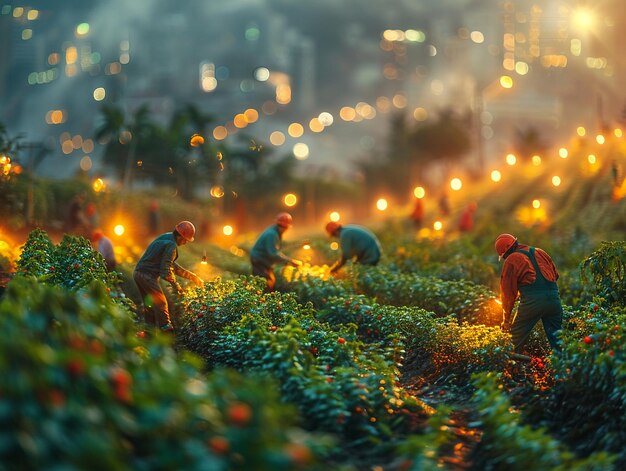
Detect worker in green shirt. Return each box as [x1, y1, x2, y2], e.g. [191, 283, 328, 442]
[325, 222, 382, 274]
[250, 212, 301, 291]
[133, 220, 203, 333]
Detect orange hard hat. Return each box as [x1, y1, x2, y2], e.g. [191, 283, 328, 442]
[495, 233, 517, 260]
[175, 221, 196, 242]
[275, 212, 293, 228]
[325, 221, 342, 236]
[91, 229, 103, 241]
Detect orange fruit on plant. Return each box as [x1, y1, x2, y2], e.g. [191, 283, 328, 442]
[227, 402, 252, 426]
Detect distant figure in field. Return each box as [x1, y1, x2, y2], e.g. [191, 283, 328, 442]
[85, 202, 100, 229]
[438, 191, 450, 217]
[148, 200, 160, 236]
[66, 193, 89, 235]
[91, 229, 116, 272]
[250, 212, 301, 291]
[409, 198, 424, 229]
[458, 202, 477, 233]
[325, 222, 382, 274]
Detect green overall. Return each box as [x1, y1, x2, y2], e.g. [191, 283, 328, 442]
[512, 247, 563, 353]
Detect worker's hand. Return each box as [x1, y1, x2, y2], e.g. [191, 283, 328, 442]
[173, 283, 184, 296]
[289, 259, 302, 267]
[191, 273, 204, 287]
[500, 318, 512, 333]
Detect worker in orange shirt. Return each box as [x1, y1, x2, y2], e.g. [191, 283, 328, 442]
[495, 233, 563, 353]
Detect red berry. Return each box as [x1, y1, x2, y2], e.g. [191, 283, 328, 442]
[337, 337, 346, 344]
[74, 263, 80, 269]
[136, 331, 146, 338]
[208, 436, 230, 455]
[583, 336, 593, 344]
[66, 359, 85, 376]
[227, 402, 252, 426]
[111, 367, 132, 387]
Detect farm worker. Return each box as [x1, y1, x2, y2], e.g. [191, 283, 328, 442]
[325, 222, 382, 274]
[250, 212, 301, 291]
[91, 229, 116, 272]
[133, 221, 203, 333]
[458, 202, 477, 233]
[495, 233, 563, 353]
[409, 198, 424, 229]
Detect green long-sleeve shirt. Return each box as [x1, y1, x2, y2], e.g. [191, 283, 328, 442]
[135, 232, 193, 284]
[250, 224, 291, 267]
[332, 224, 382, 272]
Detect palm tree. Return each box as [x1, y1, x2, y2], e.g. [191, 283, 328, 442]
[95, 104, 156, 189]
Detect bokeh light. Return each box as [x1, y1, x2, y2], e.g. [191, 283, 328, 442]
[433, 221, 443, 231]
[114, 225, 125, 236]
[558, 147, 568, 159]
[532, 199, 541, 209]
[329, 211, 340, 222]
[223, 225, 233, 236]
[552, 176, 561, 187]
[376, 198, 388, 211]
[450, 178, 462, 191]
[532, 155, 542, 166]
[413, 186, 425, 198]
[292, 143, 309, 160]
[270, 131, 286, 146]
[505, 153, 517, 166]
[596, 134, 605, 145]
[283, 193, 297, 207]
[491, 170, 502, 182]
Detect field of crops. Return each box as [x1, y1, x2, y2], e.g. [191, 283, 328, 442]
[1, 227, 624, 470]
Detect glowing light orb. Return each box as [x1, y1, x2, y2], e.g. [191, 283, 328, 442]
[552, 176, 561, 187]
[413, 186, 425, 198]
[329, 211, 340, 222]
[376, 198, 388, 211]
[330, 242, 339, 250]
[93, 87, 106, 101]
[559, 148, 568, 159]
[532, 155, 542, 166]
[506, 153, 517, 166]
[210, 186, 225, 198]
[491, 170, 502, 182]
[292, 143, 309, 160]
[92, 178, 105, 192]
[190, 134, 205, 147]
[114, 225, 125, 236]
[223, 225, 233, 236]
[588, 154, 596, 164]
[596, 134, 605, 145]
[283, 193, 297, 207]
[532, 199, 541, 209]
[450, 178, 462, 191]
[433, 221, 443, 231]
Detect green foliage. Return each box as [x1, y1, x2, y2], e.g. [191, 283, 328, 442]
[176, 277, 427, 447]
[351, 265, 501, 326]
[540, 303, 626, 466]
[471, 373, 616, 471]
[580, 241, 626, 306]
[0, 278, 326, 470]
[15, 228, 55, 277]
